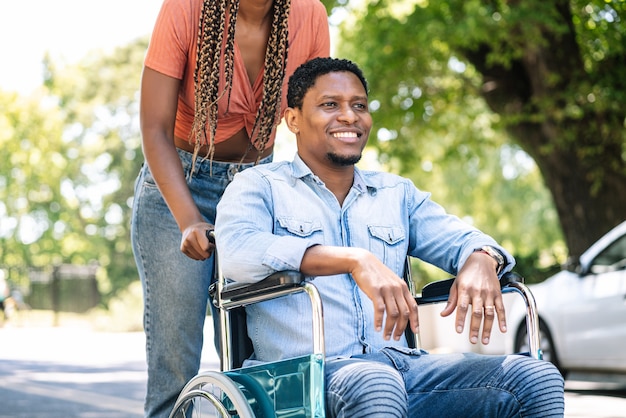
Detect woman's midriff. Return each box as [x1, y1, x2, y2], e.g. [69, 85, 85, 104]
[174, 128, 273, 163]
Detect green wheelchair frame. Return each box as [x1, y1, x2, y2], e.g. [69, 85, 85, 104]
[169, 234, 542, 418]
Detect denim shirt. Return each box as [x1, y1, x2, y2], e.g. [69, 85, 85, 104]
[215, 154, 514, 364]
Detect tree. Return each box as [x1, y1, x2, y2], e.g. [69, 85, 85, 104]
[45, 39, 148, 294]
[324, 0, 625, 260]
[0, 90, 69, 270]
[0, 39, 148, 303]
[42, 40, 148, 297]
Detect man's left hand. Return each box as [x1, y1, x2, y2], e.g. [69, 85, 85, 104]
[440, 252, 507, 344]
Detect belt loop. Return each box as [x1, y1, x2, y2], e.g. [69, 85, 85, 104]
[227, 164, 239, 182]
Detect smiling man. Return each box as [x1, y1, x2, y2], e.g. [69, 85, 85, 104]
[215, 57, 564, 417]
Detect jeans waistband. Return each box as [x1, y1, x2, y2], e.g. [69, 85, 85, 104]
[176, 147, 273, 180]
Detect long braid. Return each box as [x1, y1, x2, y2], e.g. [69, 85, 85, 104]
[222, 0, 240, 113]
[250, 0, 291, 159]
[190, 0, 229, 169]
[190, 0, 292, 169]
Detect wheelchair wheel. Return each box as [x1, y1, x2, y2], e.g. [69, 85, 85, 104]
[515, 319, 566, 377]
[169, 371, 255, 418]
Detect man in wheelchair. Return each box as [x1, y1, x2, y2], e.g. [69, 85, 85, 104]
[215, 57, 564, 417]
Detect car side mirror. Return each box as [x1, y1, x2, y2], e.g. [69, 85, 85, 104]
[563, 256, 581, 274]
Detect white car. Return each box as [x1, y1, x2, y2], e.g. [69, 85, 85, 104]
[506, 220, 626, 376]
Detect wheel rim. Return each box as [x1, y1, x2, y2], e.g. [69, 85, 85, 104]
[169, 371, 255, 418]
[171, 389, 231, 418]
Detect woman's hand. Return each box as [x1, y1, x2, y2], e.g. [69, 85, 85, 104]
[180, 222, 215, 260]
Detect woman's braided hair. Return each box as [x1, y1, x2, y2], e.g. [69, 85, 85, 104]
[190, 0, 291, 164]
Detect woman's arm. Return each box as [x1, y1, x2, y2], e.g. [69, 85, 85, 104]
[139, 66, 213, 260]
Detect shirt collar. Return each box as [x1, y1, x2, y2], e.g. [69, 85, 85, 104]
[291, 154, 377, 195]
[291, 153, 312, 180]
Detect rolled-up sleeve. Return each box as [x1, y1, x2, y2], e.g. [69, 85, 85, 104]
[405, 181, 515, 276]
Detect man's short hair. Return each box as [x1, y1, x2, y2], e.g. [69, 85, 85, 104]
[287, 57, 369, 109]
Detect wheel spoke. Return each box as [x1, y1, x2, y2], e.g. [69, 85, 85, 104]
[169, 371, 255, 418]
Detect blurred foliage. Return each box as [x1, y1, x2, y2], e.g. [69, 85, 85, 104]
[3, 0, 625, 301]
[323, 0, 626, 272]
[0, 39, 148, 305]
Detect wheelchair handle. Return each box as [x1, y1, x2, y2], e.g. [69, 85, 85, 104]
[206, 229, 216, 245]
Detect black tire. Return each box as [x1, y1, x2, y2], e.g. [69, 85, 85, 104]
[515, 319, 567, 378]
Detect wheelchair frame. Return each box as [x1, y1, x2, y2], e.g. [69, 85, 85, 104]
[168, 233, 542, 418]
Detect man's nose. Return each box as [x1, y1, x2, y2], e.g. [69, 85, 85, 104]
[337, 105, 357, 123]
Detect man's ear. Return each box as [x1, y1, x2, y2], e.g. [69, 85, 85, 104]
[284, 107, 300, 134]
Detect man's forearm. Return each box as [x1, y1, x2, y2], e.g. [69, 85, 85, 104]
[300, 245, 369, 277]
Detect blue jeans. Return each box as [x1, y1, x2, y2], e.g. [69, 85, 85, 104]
[325, 347, 564, 418]
[131, 148, 272, 418]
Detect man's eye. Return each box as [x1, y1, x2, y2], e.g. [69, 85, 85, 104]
[322, 102, 337, 108]
[354, 103, 367, 110]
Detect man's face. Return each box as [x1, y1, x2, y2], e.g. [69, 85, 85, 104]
[288, 71, 372, 168]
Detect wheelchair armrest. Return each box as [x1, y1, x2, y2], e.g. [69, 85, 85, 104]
[217, 269, 326, 366]
[220, 270, 306, 304]
[416, 271, 523, 305]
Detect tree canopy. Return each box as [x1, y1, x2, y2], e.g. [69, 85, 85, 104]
[323, 0, 626, 260]
[0, 40, 148, 302]
[2, 1, 625, 300]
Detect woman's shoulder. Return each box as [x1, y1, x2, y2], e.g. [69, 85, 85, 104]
[147, 0, 201, 40]
[164, 0, 202, 19]
[291, 0, 328, 15]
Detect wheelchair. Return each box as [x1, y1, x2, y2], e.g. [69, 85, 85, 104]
[169, 233, 542, 418]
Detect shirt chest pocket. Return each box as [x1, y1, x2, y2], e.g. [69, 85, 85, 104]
[277, 217, 323, 238]
[368, 225, 407, 273]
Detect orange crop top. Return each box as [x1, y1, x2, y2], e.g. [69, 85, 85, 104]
[144, 0, 331, 147]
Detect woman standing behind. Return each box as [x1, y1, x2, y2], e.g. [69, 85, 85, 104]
[131, 0, 330, 416]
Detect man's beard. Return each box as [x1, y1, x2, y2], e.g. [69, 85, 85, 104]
[327, 152, 362, 166]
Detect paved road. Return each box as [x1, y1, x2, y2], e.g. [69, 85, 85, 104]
[1, 324, 625, 417]
[0, 324, 218, 418]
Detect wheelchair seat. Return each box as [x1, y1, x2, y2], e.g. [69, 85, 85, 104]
[168, 233, 542, 418]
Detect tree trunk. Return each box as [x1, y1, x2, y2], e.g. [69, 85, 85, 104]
[507, 118, 625, 259]
[463, 1, 626, 258]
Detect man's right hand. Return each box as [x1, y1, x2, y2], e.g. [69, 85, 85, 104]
[349, 249, 419, 341]
[300, 246, 419, 341]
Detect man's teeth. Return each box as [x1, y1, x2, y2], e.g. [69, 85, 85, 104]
[333, 132, 357, 138]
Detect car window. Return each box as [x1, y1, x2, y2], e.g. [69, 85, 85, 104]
[590, 234, 626, 274]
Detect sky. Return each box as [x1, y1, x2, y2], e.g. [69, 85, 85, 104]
[0, 0, 164, 95]
[0, 0, 345, 161]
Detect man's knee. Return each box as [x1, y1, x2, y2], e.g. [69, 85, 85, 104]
[505, 356, 565, 416]
[326, 360, 407, 418]
[510, 355, 564, 388]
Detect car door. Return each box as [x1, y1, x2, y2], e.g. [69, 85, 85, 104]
[560, 233, 626, 371]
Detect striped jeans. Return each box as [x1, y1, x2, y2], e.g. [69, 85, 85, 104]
[325, 347, 564, 418]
